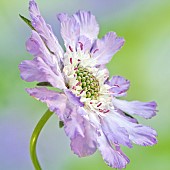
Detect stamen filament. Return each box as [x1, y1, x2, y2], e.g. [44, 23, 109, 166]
[97, 103, 102, 107]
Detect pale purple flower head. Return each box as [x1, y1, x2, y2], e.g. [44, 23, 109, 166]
[19, 0, 158, 169]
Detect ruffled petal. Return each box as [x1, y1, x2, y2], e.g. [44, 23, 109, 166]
[57, 13, 80, 50]
[19, 56, 66, 89]
[97, 130, 129, 169]
[73, 10, 99, 41]
[35, 57, 66, 89]
[70, 118, 97, 157]
[75, 107, 101, 131]
[114, 144, 131, 163]
[96, 65, 110, 84]
[118, 110, 139, 124]
[26, 30, 58, 69]
[109, 110, 157, 146]
[29, 0, 64, 60]
[26, 87, 85, 139]
[64, 89, 84, 107]
[26, 87, 68, 121]
[87, 110, 101, 129]
[29, 0, 40, 17]
[64, 108, 85, 139]
[129, 124, 157, 146]
[107, 76, 130, 97]
[22, 30, 66, 89]
[91, 32, 125, 66]
[19, 59, 45, 82]
[112, 98, 157, 119]
[76, 36, 92, 52]
[101, 114, 132, 148]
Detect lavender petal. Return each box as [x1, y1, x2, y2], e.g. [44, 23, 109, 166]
[101, 114, 132, 148]
[29, 0, 64, 61]
[70, 119, 97, 157]
[107, 76, 130, 97]
[64, 89, 84, 107]
[91, 32, 125, 66]
[110, 110, 157, 146]
[26, 87, 68, 121]
[19, 56, 66, 90]
[73, 10, 99, 42]
[64, 107, 85, 139]
[97, 130, 129, 169]
[57, 13, 80, 51]
[112, 98, 157, 119]
[76, 36, 92, 52]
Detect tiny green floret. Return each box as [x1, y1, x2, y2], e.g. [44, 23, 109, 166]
[75, 66, 100, 100]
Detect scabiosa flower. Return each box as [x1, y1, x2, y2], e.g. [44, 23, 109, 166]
[19, 0, 158, 169]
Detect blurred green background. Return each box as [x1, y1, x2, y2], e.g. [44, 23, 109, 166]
[0, 0, 170, 169]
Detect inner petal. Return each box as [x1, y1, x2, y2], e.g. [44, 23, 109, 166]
[63, 51, 112, 116]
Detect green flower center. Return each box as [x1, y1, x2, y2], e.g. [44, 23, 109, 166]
[75, 66, 100, 100]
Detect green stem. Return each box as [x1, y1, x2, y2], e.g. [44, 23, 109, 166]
[30, 109, 54, 170]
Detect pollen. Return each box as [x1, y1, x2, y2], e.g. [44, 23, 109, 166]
[75, 66, 100, 100]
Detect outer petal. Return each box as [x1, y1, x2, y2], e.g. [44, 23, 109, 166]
[76, 36, 92, 52]
[112, 98, 157, 119]
[107, 76, 130, 97]
[118, 110, 139, 124]
[57, 13, 80, 50]
[64, 89, 84, 107]
[26, 87, 85, 140]
[129, 124, 157, 146]
[73, 11, 99, 41]
[91, 32, 124, 66]
[70, 118, 97, 157]
[87, 110, 101, 129]
[114, 144, 131, 163]
[19, 56, 66, 90]
[29, 0, 64, 60]
[26, 30, 59, 70]
[110, 110, 157, 146]
[76, 107, 101, 130]
[26, 87, 68, 121]
[96, 66, 110, 84]
[35, 57, 66, 89]
[64, 108, 85, 139]
[22, 30, 66, 89]
[101, 115, 132, 148]
[97, 130, 129, 169]
[19, 59, 45, 82]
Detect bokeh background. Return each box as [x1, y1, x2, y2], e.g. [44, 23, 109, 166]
[0, 0, 170, 169]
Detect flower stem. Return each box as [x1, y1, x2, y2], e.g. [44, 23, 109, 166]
[30, 109, 54, 170]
